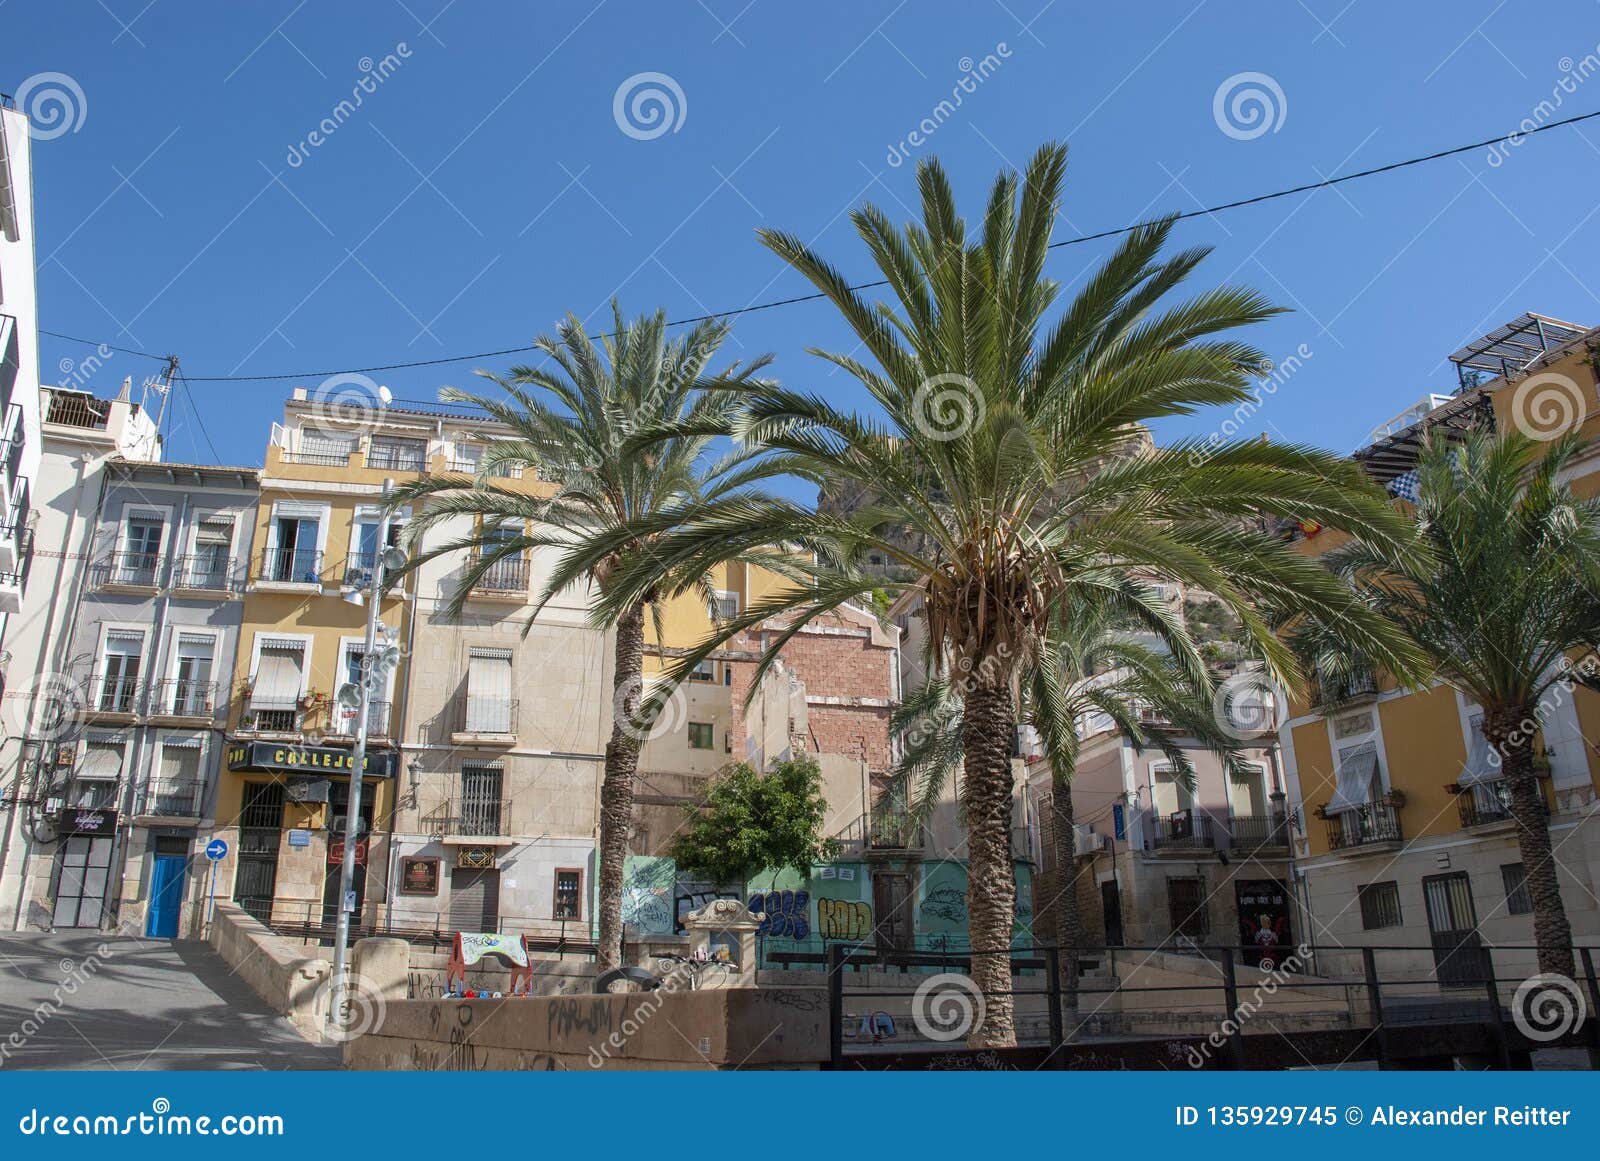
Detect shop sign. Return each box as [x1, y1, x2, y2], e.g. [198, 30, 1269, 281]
[400, 856, 440, 895]
[57, 808, 117, 835]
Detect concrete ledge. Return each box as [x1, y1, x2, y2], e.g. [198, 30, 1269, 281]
[345, 987, 828, 1070]
[207, 900, 331, 1041]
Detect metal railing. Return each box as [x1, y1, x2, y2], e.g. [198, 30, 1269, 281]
[0, 529, 33, 588]
[455, 695, 518, 735]
[242, 706, 298, 732]
[1226, 813, 1291, 851]
[278, 449, 352, 467]
[171, 553, 240, 591]
[423, 795, 512, 837]
[88, 673, 143, 715]
[332, 699, 391, 738]
[1314, 669, 1379, 707]
[467, 553, 530, 594]
[258, 547, 324, 584]
[364, 445, 429, 471]
[140, 780, 205, 817]
[815, 940, 1600, 1071]
[151, 677, 219, 718]
[235, 897, 597, 961]
[1323, 802, 1404, 850]
[1456, 778, 1547, 828]
[94, 550, 163, 587]
[869, 811, 923, 849]
[1148, 808, 1216, 850]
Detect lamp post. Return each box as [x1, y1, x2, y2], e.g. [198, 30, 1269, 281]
[327, 481, 407, 1036]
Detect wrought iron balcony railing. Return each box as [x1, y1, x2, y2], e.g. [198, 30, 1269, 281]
[467, 553, 531, 594]
[1456, 778, 1548, 829]
[1226, 813, 1291, 852]
[94, 550, 164, 588]
[171, 554, 241, 591]
[140, 780, 205, 818]
[331, 699, 392, 738]
[88, 673, 144, 715]
[424, 796, 512, 838]
[1323, 802, 1403, 850]
[258, 547, 324, 584]
[868, 811, 923, 849]
[151, 678, 220, 719]
[1149, 808, 1216, 850]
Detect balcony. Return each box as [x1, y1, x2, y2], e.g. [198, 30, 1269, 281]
[364, 445, 429, 473]
[1323, 802, 1404, 853]
[171, 554, 241, 593]
[1455, 777, 1548, 832]
[93, 550, 163, 590]
[331, 699, 392, 739]
[1225, 813, 1291, 854]
[465, 553, 530, 600]
[256, 547, 324, 588]
[278, 449, 353, 468]
[0, 488, 27, 578]
[1313, 669, 1379, 709]
[137, 780, 205, 821]
[424, 796, 514, 844]
[1148, 808, 1216, 852]
[343, 551, 405, 594]
[240, 705, 299, 734]
[868, 810, 923, 850]
[451, 696, 518, 744]
[149, 678, 220, 722]
[0, 527, 32, 612]
[84, 673, 145, 721]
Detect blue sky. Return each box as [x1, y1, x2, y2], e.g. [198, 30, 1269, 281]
[4, 1, 1597, 485]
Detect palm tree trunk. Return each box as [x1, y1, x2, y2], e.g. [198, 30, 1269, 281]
[961, 671, 1018, 1048]
[596, 601, 646, 974]
[1049, 776, 1083, 1013]
[1485, 709, 1575, 978]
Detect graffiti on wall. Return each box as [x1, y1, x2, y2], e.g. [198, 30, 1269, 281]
[816, 897, 872, 940]
[921, 884, 967, 924]
[621, 857, 675, 934]
[748, 889, 810, 939]
[675, 883, 738, 932]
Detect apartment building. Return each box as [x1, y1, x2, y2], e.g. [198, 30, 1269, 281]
[1279, 314, 1600, 984]
[0, 385, 162, 931]
[213, 390, 425, 930]
[1025, 723, 1289, 964]
[54, 460, 259, 937]
[391, 431, 607, 938]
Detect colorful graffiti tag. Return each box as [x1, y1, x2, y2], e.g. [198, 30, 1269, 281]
[748, 889, 810, 939]
[816, 897, 872, 940]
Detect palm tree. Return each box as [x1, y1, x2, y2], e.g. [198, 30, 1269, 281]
[565, 143, 1419, 1046]
[1313, 430, 1600, 978]
[387, 305, 773, 973]
[892, 584, 1253, 1010]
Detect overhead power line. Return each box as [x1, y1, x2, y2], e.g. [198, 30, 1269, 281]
[40, 106, 1600, 386]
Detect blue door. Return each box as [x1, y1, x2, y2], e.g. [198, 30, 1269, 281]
[146, 854, 187, 938]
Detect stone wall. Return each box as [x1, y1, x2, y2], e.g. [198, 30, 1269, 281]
[207, 899, 330, 1040]
[345, 987, 829, 1070]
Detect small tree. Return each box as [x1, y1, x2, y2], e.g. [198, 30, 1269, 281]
[669, 756, 841, 889]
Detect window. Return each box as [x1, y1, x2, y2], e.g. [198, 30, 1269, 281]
[688, 722, 715, 750]
[1501, 863, 1532, 916]
[297, 429, 357, 465]
[1359, 881, 1402, 930]
[554, 869, 582, 920]
[171, 633, 215, 715]
[152, 737, 203, 815]
[1327, 710, 1384, 814]
[98, 631, 143, 712]
[366, 435, 428, 472]
[1150, 765, 1194, 818]
[118, 514, 164, 584]
[348, 515, 403, 585]
[1226, 763, 1268, 818]
[689, 659, 716, 683]
[472, 522, 527, 592]
[269, 514, 321, 582]
[72, 738, 123, 808]
[250, 639, 306, 730]
[188, 515, 234, 587]
[709, 591, 739, 621]
[464, 647, 514, 732]
[459, 762, 504, 835]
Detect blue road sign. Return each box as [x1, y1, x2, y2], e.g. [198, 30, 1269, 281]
[205, 838, 229, 862]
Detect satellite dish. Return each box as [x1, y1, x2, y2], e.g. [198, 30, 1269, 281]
[377, 385, 393, 406]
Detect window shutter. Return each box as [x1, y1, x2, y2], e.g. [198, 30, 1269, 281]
[252, 643, 304, 709]
[466, 649, 513, 731]
[1327, 743, 1379, 813]
[160, 744, 202, 783]
[1458, 716, 1498, 786]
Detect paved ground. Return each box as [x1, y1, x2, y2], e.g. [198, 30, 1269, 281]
[0, 933, 339, 1070]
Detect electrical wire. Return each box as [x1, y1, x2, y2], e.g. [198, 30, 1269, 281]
[39, 106, 1600, 386]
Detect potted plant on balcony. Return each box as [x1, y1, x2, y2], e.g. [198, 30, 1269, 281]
[1379, 788, 1406, 809]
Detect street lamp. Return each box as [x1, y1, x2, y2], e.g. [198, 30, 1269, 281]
[327, 483, 408, 1037]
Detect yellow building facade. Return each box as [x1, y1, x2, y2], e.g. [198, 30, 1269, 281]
[1280, 316, 1600, 982]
